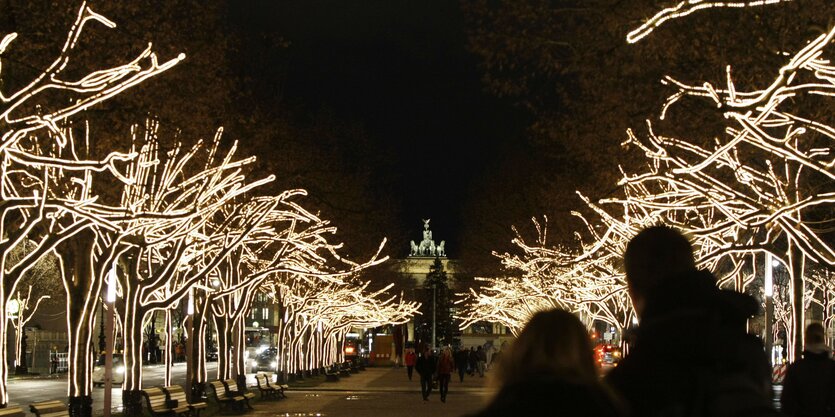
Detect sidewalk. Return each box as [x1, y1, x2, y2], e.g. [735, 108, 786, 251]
[253, 366, 495, 417]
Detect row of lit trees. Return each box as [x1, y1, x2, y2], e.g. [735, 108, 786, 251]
[459, 2, 835, 361]
[0, 4, 418, 417]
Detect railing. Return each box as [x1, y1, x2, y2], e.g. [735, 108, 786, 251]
[48, 353, 68, 373]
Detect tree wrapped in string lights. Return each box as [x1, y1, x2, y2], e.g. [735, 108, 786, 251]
[457, 218, 581, 334]
[100, 125, 276, 415]
[462, 2, 834, 364]
[263, 273, 418, 376]
[187, 203, 390, 389]
[0, 3, 183, 413]
[620, 25, 835, 360]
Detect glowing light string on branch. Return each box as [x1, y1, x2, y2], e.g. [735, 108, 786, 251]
[626, 0, 792, 43]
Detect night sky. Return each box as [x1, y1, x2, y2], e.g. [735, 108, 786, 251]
[230, 1, 526, 250]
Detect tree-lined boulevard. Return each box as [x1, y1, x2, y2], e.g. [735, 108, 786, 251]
[0, 1, 833, 416]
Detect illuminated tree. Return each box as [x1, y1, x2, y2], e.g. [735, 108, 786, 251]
[620, 23, 835, 360]
[185, 202, 389, 389]
[263, 271, 418, 375]
[457, 219, 579, 334]
[101, 127, 274, 415]
[0, 240, 60, 375]
[464, 2, 835, 364]
[0, 4, 182, 413]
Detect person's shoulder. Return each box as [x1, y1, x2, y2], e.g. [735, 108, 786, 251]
[476, 379, 624, 417]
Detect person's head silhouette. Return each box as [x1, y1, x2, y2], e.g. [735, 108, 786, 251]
[624, 225, 695, 317]
[805, 322, 826, 351]
[495, 309, 596, 387]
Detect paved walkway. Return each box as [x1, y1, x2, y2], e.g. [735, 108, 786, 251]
[252, 367, 494, 417]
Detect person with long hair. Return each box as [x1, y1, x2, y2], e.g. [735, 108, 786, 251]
[470, 309, 624, 416]
[436, 347, 454, 402]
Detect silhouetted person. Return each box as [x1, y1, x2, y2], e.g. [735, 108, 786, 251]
[468, 347, 477, 376]
[606, 225, 776, 416]
[416, 347, 436, 401]
[454, 347, 468, 382]
[781, 322, 835, 416]
[476, 346, 486, 377]
[470, 309, 624, 417]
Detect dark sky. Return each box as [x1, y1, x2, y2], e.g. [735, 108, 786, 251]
[230, 1, 526, 250]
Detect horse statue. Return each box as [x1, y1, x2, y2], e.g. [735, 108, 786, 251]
[437, 241, 445, 257]
[410, 240, 419, 256]
[418, 239, 430, 256]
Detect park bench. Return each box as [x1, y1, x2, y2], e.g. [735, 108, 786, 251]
[208, 380, 248, 413]
[29, 400, 68, 417]
[142, 387, 190, 417]
[223, 379, 255, 406]
[164, 385, 208, 417]
[0, 406, 25, 417]
[261, 373, 288, 399]
[254, 374, 280, 400]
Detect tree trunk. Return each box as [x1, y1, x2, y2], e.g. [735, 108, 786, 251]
[191, 316, 209, 400]
[233, 316, 245, 384]
[59, 235, 100, 417]
[788, 243, 805, 363]
[121, 390, 143, 417]
[121, 296, 145, 417]
[214, 316, 231, 381]
[67, 396, 92, 417]
[0, 298, 9, 405]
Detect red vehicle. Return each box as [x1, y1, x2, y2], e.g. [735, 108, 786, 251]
[594, 344, 621, 368]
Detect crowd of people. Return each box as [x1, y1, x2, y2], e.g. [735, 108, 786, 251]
[407, 226, 835, 416]
[405, 343, 493, 402]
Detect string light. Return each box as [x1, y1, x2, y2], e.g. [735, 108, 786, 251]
[627, 0, 792, 43]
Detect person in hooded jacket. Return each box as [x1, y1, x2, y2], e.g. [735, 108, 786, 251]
[781, 322, 835, 417]
[605, 225, 777, 417]
[469, 308, 624, 417]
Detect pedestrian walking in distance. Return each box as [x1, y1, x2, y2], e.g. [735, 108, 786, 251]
[468, 347, 477, 376]
[416, 347, 436, 401]
[405, 348, 417, 381]
[437, 347, 454, 403]
[781, 322, 835, 416]
[476, 345, 486, 377]
[454, 347, 468, 383]
[606, 225, 777, 417]
[469, 308, 624, 417]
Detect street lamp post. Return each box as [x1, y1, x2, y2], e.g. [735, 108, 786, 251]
[431, 283, 436, 350]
